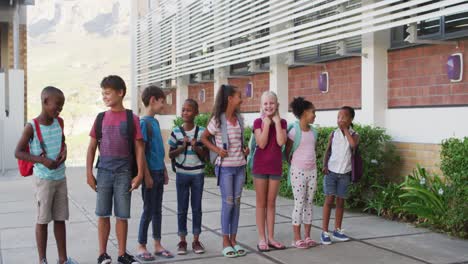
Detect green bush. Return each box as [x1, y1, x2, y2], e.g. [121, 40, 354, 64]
[440, 138, 468, 237]
[398, 166, 448, 227]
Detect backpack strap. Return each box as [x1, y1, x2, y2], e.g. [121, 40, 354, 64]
[126, 110, 138, 177]
[33, 119, 47, 155]
[219, 113, 229, 150]
[178, 126, 188, 165]
[57, 117, 66, 152]
[94, 112, 105, 169]
[95, 112, 105, 150]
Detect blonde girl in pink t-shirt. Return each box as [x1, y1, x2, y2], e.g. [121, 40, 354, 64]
[285, 97, 318, 249]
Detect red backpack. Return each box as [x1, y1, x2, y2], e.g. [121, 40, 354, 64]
[17, 118, 64, 177]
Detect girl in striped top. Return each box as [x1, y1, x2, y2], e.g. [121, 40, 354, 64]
[201, 84, 249, 258]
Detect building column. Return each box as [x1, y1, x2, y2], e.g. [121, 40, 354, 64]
[360, 29, 390, 127]
[270, 53, 289, 116]
[176, 76, 189, 116]
[214, 66, 228, 99]
[130, 0, 139, 113]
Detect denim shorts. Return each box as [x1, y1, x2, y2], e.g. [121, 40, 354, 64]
[95, 169, 132, 219]
[252, 174, 281, 181]
[323, 171, 351, 198]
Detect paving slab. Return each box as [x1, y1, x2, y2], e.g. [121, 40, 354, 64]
[312, 216, 430, 240]
[366, 232, 468, 264]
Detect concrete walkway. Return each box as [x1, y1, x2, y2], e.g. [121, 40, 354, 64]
[1, 167, 467, 264]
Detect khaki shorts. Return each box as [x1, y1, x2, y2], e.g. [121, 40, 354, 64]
[35, 177, 69, 224]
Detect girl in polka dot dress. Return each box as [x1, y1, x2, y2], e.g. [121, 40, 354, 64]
[285, 97, 318, 249]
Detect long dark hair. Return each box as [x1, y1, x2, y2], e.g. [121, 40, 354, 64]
[211, 84, 239, 127]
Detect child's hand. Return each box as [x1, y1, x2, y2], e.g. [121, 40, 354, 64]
[191, 138, 197, 148]
[182, 136, 189, 148]
[339, 121, 348, 131]
[144, 174, 154, 189]
[272, 113, 281, 124]
[217, 147, 228, 158]
[164, 170, 169, 185]
[87, 174, 97, 191]
[243, 146, 250, 157]
[322, 166, 329, 175]
[129, 176, 142, 192]
[263, 116, 272, 127]
[56, 148, 67, 165]
[41, 157, 58, 170]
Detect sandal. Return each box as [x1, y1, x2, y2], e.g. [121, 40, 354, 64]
[257, 240, 270, 252]
[222, 246, 238, 258]
[268, 240, 286, 250]
[233, 244, 247, 256]
[136, 252, 155, 261]
[305, 237, 318, 248]
[155, 250, 174, 258]
[291, 240, 309, 249]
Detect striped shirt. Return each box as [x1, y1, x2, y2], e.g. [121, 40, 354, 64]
[207, 117, 246, 167]
[29, 118, 65, 180]
[168, 126, 205, 175]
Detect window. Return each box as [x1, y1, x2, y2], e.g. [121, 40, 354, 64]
[391, 5, 468, 48]
[293, 0, 362, 63]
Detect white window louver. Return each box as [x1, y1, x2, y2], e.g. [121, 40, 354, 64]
[135, 0, 468, 86]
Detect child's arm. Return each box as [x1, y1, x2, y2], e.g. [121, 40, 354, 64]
[169, 137, 188, 159]
[343, 128, 359, 149]
[86, 137, 98, 191]
[273, 117, 287, 146]
[129, 139, 144, 191]
[163, 166, 169, 185]
[322, 132, 334, 174]
[141, 142, 153, 189]
[200, 129, 227, 158]
[191, 138, 208, 160]
[15, 124, 58, 169]
[255, 118, 271, 149]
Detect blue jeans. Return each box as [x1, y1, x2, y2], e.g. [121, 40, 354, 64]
[215, 165, 245, 235]
[95, 169, 132, 219]
[138, 170, 164, 244]
[323, 171, 351, 198]
[176, 173, 204, 236]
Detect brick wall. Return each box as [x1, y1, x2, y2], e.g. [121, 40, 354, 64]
[288, 57, 362, 110]
[188, 82, 214, 114]
[393, 142, 442, 177]
[228, 73, 269, 113]
[160, 88, 176, 115]
[7, 24, 27, 121]
[388, 40, 468, 107]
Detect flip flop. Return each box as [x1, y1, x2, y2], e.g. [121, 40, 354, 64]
[257, 240, 270, 252]
[233, 244, 247, 256]
[268, 240, 286, 250]
[136, 252, 155, 261]
[155, 250, 174, 259]
[222, 246, 238, 258]
[291, 239, 309, 249]
[304, 237, 318, 248]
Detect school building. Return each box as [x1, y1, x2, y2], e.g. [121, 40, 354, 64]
[131, 0, 468, 177]
[0, 0, 32, 174]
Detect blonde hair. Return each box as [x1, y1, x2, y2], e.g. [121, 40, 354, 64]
[260, 91, 278, 116]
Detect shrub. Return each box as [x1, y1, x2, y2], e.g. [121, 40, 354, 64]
[440, 138, 468, 237]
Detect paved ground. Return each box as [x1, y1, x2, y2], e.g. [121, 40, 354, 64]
[1, 167, 467, 264]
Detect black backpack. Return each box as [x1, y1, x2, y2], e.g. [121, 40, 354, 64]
[170, 125, 202, 172]
[95, 109, 138, 178]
